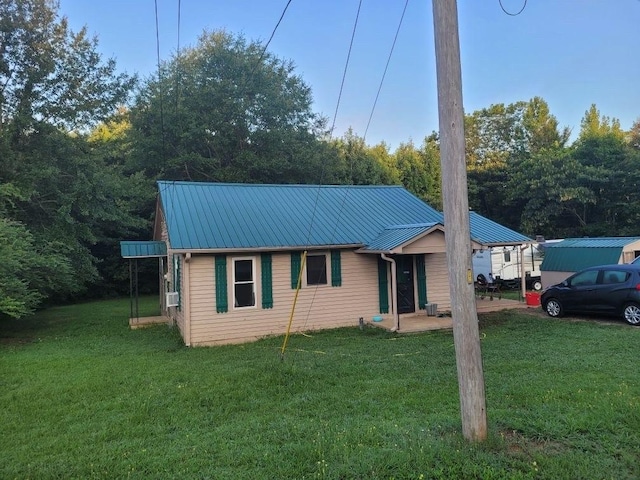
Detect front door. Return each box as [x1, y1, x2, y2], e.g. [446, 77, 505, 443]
[396, 255, 415, 314]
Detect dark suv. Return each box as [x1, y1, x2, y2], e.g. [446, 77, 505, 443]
[541, 264, 640, 325]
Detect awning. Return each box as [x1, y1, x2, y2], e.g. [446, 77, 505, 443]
[120, 241, 167, 258]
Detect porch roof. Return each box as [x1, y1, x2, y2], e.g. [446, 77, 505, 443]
[120, 241, 167, 258]
[359, 222, 442, 252]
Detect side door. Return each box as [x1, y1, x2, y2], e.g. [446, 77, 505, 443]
[591, 268, 631, 313]
[564, 269, 601, 311]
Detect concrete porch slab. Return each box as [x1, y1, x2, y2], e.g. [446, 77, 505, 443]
[129, 316, 171, 329]
[368, 297, 533, 334]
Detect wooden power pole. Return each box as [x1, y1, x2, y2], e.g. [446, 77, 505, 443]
[432, 0, 487, 441]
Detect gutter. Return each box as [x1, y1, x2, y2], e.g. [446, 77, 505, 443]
[167, 244, 364, 255]
[380, 253, 399, 332]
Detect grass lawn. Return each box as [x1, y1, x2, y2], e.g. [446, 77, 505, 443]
[1, 297, 639, 479]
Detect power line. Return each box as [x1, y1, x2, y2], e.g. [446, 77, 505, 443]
[297, 1, 366, 335]
[498, 0, 527, 16]
[363, 0, 409, 141]
[154, 0, 166, 161]
[175, 0, 181, 115]
[302, 0, 362, 248]
[257, 0, 294, 65]
[329, 0, 363, 137]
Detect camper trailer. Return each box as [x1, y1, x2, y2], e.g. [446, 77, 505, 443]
[472, 244, 545, 291]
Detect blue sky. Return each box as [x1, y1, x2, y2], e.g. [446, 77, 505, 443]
[58, 0, 640, 150]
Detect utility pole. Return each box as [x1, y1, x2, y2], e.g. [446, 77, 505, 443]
[432, 0, 487, 442]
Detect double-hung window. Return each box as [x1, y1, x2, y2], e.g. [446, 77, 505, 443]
[233, 257, 256, 308]
[306, 254, 328, 286]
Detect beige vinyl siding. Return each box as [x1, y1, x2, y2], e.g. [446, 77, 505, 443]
[187, 251, 383, 346]
[425, 252, 451, 311]
[403, 230, 446, 254]
[622, 240, 640, 263]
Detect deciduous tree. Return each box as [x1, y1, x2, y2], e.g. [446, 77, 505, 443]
[0, 0, 138, 311]
[129, 30, 330, 184]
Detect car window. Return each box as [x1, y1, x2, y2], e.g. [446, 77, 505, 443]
[568, 269, 599, 287]
[601, 270, 629, 284]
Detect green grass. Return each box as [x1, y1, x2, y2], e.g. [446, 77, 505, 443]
[1, 297, 639, 479]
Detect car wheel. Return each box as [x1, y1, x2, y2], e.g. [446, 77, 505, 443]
[544, 298, 563, 317]
[532, 280, 542, 291]
[623, 303, 640, 326]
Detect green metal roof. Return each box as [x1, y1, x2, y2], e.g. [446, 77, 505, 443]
[157, 181, 532, 251]
[361, 223, 442, 252]
[120, 241, 167, 258]
[469, 212, 532, 245]
[540, 237, 640, 272]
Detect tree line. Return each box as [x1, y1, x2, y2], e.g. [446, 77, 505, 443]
[1, 0, 639, 318]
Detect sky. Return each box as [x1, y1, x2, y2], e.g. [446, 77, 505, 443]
[57, 0, 640, 150]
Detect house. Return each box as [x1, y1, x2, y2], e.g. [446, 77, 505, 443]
[540, 237, 640, 287]
[122, 181, 532, 346]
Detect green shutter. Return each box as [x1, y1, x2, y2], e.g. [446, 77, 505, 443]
[215, 255, 228, 313]
[261, 253, 273, 309]
[331, 250, 342, 287]
[174, 255, 182, 311]
[291, 251, 301, 289]
[377, 257, 389, 314]
[416, 254, 427, 309]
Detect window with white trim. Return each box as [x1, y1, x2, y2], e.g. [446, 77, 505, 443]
[306, 253, 328, 286]
[233, 257, 256, 308]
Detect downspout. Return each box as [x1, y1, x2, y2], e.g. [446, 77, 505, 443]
[381, 253, 399, 332]
[184, 253, 191, 346]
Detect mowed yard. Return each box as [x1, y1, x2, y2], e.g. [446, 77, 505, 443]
[1, 297, 639, 479]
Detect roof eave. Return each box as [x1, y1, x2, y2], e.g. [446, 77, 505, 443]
[168, 243, 365, 255]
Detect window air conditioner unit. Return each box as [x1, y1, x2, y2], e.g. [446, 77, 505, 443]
[166, 292, 179, 307]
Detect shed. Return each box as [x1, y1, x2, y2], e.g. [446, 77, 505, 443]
[540, 237, 640, 287]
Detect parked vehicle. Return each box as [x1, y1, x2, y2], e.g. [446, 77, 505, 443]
[473, 244, 545, 290]
[540, 264, 640, 325]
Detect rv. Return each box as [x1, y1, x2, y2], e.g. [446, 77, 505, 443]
[472, 244, 545, 291]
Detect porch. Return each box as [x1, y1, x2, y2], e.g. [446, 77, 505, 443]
[369, 296, 534, 334]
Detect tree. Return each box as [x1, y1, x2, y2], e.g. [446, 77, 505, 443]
[506, 148, 597, 238]
[627, 118, 640, 149]
[0, 0, 134, 131]
[522, 96, 570, 154]
[328, 129, 397, 185]
[393, 134, 442, 209]
[465, 97, 569, 230]
[129, 30, 330, 184]
[0, 0, 138, 310]
[572, 107, 640, 236]
[578, 104, 625, 142]
[0, 217, 76, 318]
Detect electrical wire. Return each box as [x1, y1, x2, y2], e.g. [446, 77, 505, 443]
[329, 0, 362, 136]
[364, 0, 409, 141]
[498, 0, 527, 16]
[175, 0, 181, 114]
[282, 1, 363, 355]
[257, 0, 294, 65]
[300, 0, 363, 249]
[154, 0, 166, 161]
